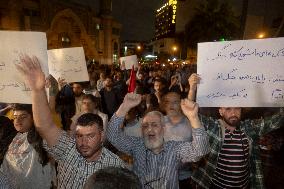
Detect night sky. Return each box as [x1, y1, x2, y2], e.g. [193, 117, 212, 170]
[112, 0, 164, 41]
[89, 0, 164, 41]
[86, 0, 283, 41]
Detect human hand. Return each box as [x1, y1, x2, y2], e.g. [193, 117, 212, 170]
[57, 77, 67, 90]
[116, 93, 142, 117]
[16, 54, 46, 91]
[122, 93, 142, 110]
[188, 73, 200, 91]
[181, 98, 199, 120]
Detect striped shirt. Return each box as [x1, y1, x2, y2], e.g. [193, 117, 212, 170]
[44, 131, 125, 189]
[192, 111, 283, 189]
[212, 128, 249, 188]
[107, 114, 210, 189]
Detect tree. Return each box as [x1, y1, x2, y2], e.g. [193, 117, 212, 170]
[184, 0, 240, 48]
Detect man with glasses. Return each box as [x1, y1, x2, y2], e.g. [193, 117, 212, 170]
[16, 55, 125, 189]
[107, 93, 210, 189]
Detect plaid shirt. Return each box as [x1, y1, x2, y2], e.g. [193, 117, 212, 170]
[192, 111, 283, 189]
[107, 114, 210, 189]
[44, 132, 125, 189]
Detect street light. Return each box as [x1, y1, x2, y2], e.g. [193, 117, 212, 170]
[257, 32, 265, 39]
[137, 45, 141, 50]
[172, 45, 181, 60]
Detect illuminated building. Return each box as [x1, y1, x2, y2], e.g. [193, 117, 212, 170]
[152, 0, 198, 57]
[0, 0, 121, 65]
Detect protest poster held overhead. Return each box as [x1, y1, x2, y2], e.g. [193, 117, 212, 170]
[48, 47, 89, 83]
[197, 37, 284, 107]
[0, 31, 48, 104]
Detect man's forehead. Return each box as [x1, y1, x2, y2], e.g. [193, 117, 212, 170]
[142, 115, 161, 123]
[76, 125, 99, 133]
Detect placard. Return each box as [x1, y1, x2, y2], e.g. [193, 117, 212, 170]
[197, 37, 284, 107]
[0, 31, 48, 104]
[48, 47, 89, 83]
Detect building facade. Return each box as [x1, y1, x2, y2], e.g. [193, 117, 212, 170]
[0, 0, 121, 65]
[152, 0, 197, 58]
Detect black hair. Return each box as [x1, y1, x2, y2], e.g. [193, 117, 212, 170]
[11, 103, 49, 166]
[12, 104, 32, 116]
[0, 116, 17, 165]
[76, 113, 103, 131]
[83, 167, 142, 189]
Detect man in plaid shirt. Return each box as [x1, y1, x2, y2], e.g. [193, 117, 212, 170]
[16, 55, 125, 189]
[188, 74, 283, 189]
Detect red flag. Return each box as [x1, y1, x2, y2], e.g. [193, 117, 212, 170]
[128, 65, 136, 93]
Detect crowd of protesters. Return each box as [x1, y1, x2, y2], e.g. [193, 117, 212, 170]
[0, 56, 283, 189]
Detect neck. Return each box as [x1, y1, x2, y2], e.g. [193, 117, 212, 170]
[221, 120, 237, 133]
[85, 148, 102, 162]
[226, 125, 236, 133]
[168, 113, 183, 125]
[151, 146, 163, 154]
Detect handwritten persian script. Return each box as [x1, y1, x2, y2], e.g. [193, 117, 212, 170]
[0, 31, 48, 104]
[47, 47, 89, 83]
[197, 37, 284, 107]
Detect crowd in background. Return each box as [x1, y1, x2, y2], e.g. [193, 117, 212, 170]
[0, 60, 283, 189]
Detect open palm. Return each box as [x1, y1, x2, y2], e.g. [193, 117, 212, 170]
[16, 54, 46, 91]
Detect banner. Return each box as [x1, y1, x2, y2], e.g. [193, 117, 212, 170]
[48, 47, 89, 83]
[197, 37, 284, 107]
[0, 31, 48, 104]
[119, 55, 138, 70]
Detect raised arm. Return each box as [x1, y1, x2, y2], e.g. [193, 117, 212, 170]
[177, 99, 210, 162]
[16, 54, 61, 147]
[187, 73, 200, 101]
[107, 93, 142, 154]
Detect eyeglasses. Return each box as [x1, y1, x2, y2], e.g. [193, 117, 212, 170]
[75, 134, 97, 142]
[13, 114, 29, 121]
[141, 122, 161, 130]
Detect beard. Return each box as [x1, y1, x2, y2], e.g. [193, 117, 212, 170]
[144, 135, 164, 151]
[223, 116, 241, 127]
[76, 144, 102, 159]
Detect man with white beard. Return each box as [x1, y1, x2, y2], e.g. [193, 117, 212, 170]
[107, 93, 210, 189]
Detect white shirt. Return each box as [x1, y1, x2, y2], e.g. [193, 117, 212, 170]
[0, 133, 54, 189]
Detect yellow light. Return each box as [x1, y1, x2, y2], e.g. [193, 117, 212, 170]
[137, 45, 141, 50]
[172, 46, 177, 51]
[257, 33, 265, 38]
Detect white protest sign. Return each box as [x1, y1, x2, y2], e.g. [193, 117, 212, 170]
[119, 55, 138, 70]
[0, 31, 48, 104]
[197, 37, 284, 107]
[48, 47, 89, 83]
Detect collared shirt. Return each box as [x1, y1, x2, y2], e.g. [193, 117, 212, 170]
[107, 114, 209, 189]
[44, 131, 125, 189]
[164, 115, 193, 180]
[192, 111, 283, 189]
[0, 170, 13, 189]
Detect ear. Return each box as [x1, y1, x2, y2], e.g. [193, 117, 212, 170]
[100, 131, 105, 143]
[219, 108, 223, 117]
